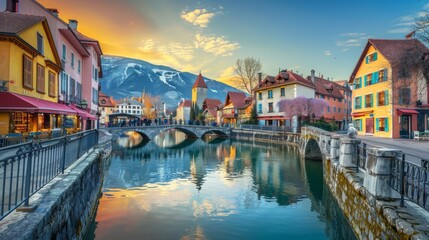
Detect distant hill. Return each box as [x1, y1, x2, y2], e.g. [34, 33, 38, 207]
[100, 56, 242, 108]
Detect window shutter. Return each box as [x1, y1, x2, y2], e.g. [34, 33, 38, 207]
[374, 52, 378, 61]
[365, 56, 369, 64]
[385, 90, 389, 106]
[376, 118, 379, 131]
[370, 94, 373, 107]
[364, 96, 366, 108]
[374, 71, 379, 84]
[364, 75, 367, 86]
[376, 92, 379, 106]
[383, 69, 388, 81]
[385, 118, 389, 132]
[360, 120, 362, 131]
[359, 97, 362, 109]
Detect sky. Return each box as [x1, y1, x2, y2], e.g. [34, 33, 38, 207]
[35, 0, 429, 87]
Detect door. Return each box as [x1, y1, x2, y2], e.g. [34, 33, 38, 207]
[365, 118, 374, 134]
[400, 115, 411, 138]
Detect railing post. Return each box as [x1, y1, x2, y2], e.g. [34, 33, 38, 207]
[61, 137, 68, 174]
[339, 138, 361, 168]
[400, 153, 405, 207]
[24, 146, 33, 206]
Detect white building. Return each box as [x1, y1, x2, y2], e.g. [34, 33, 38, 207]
[115, 98, 142, 115]
[253, 70, 315, 127]
[176, 99, 191, 124]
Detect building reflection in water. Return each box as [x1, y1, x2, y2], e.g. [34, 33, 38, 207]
[92, 129, 356, 240]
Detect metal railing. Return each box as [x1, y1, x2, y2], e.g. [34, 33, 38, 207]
[239, 124, 294, 133]
[0, 130, 99, 220]
[391, 154, 429, 210]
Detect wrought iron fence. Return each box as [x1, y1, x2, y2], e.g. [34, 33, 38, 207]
[0, 130, 99, 220]
[391, 154, 429, 210]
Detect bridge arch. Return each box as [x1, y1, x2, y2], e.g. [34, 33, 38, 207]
[304, 138, 322, 161]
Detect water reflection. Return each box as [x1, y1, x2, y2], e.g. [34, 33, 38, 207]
[90, 130, 356, 240]
[116, 131, 144, 148]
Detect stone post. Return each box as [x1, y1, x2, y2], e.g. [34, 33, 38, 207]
[363, 148, 401, 199]
[330, 135, 341, 161]
[339, 138, 361, 167]
[320, 132, 331, 155]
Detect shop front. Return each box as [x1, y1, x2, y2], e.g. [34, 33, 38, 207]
[0, 92, 77, 138]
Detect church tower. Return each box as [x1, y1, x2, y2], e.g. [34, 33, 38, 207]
[191, 73, 208, 109]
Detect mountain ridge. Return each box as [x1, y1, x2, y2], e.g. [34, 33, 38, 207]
[100, 55, 242, 109]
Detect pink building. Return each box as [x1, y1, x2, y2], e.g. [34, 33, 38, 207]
[16, 0, 102, 129]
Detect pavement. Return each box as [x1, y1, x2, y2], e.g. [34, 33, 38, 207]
[357, 134, 429, 165]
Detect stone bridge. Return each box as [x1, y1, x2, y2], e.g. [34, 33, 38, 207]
[105, 125, 230, 140]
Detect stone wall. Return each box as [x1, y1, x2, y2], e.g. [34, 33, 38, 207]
[231, 129, 300, 146]
[0, 142, 112, 240]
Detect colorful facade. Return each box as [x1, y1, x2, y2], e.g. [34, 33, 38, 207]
[0, 12, 68, 135]
[253, 70, 315, 126]
[349, 38, 429, 138]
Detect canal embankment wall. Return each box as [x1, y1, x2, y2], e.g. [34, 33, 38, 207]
[0, 140, 112, 240]
[233, 128, 429, 240]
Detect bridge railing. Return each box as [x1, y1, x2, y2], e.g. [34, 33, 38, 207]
[0, 130, 99, 220]
[239, 124, 294, 133]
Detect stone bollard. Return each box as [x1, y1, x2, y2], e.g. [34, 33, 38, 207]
[339, 138, 361, 168]
[330, 135, 341, 161]
[363, 148, 401, 199]
[320, 132, 331, 155]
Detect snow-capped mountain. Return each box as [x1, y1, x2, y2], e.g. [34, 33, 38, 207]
[101, 56, 242, 108]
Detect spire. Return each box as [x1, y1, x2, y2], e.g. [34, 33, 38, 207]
[192, 72, 208, 89]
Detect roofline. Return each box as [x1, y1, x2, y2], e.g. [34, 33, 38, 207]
[253, 81, 316, 92]
[61, 26, 90, 56]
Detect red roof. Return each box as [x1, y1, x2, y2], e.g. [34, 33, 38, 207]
[178, 99, 192, 108]
[349, 39, 429, 82]
[254, 71, 315, 91]
[309, 76, 344, 99]
[192, 73, 208, 89]
[98, 92, 115, 107]
[224, 92, 247, 109]
[203, 98, 222, 110]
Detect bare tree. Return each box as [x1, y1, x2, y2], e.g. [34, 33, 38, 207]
[234, 57, 262, 95]
[414, 13, 429, 45]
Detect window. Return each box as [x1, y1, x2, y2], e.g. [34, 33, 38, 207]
[61, 72, 68, 95]
[333, 107, 336, 113]
[78, 60, 81, 74]
[257, 103, 262, 113]
[354, 77, 362, 89]
[366, 52, 378, 64]
[376, 118, 389, 132]
[365, 74, 372, 86]
[70, 78, 76, 97]
[377, 90, 388, 106]
[36, 64, 45, 93]
[77, 82, 82, 100]
[379, 69, 387, 82]
[268, 102, 273, 113]
[355, 119, 362, 131]
[71, 53, 75, 68]
[320, 95, 325, 99]
[92, 87, 98, 104]
[338, 98, 342, 103]
[62, 44, 67, 61]
[23, 55, 33, 89]
[338, 108, 341, 113]
[354, 96, 362, 109]
[364, 94, 373, 108]
[327, 106, 330, 113]
[37, 33, 44, 55]
[268, 90, 273, 99]
[258, 92, 262, 100]
[48, 71, 55, 97]
[398, 87, 410, 105]
[280, 88, 285, 97]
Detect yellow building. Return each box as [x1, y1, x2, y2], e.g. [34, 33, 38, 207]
[0, 12, 74, 135]
[349, 38, 429, 139]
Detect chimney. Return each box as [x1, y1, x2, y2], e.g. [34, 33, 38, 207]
[258, 72, 262, 82]
[47, 8, 59, 17]
[69, 19, 78, 30]
[311, 69, 315, 83]
[6, 0, 18, 12]
[321, 74, 324, 79]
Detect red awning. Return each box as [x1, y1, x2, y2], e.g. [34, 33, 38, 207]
[397, 109, 419, 115]
[69, 104, 97, 120]
[0, 92, 75, 114]
[351, 110, 373, 117]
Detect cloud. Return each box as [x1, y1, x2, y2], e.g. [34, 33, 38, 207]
[181, 9, 215, 28]
[336, 32, 368, 51]
[139, 39, 194, 62]
[194, 34, 240, 56]
[387, 28, 412, 34]
[140, 39, 155, 51]
[389, 4, 429, 35]
[324, 50, 332, 56]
